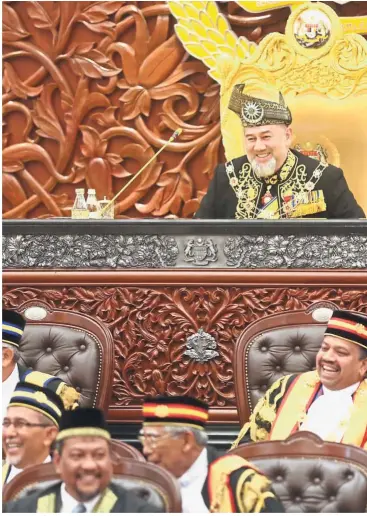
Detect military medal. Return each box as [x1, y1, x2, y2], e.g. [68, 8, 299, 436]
[261, 186, 273, 206]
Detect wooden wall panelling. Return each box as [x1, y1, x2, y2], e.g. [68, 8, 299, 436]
[3, 270, 367, 423]
[3, 1, 367, 219]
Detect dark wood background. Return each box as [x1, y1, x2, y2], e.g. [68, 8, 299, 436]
[3, 270, 367, 422]
[3, 1, 367, 220]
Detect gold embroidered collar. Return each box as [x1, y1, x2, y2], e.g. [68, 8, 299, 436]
[263, 151, 296, 185]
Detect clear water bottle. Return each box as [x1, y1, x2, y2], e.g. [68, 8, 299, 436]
[86, 189, 100, 218]
[71, 189, 89, 219]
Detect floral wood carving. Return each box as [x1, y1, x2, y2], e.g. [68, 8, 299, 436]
[4, 1, 365, 219]
[3, 285, 367, 408]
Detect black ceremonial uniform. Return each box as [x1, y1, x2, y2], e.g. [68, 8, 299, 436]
[3, 481, 160, 513]
[195, 149, 364, 219]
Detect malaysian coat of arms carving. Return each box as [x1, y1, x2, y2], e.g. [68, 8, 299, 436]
[168, 1, 367, 215]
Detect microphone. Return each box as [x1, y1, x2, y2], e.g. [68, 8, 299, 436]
[99, 128, 183, 217]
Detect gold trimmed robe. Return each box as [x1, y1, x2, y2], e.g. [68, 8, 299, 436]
[202, 446, 284, 513]
[232, 371, 367, 450]
[195, 149, 365, 219]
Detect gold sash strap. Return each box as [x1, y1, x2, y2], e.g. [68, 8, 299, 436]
[270, 370, 320, 440]
[342, 379, 367, 448]
[93, 487, 118, 513]
[2, 463, 10, 486]
[236, 468, 275, 513]
[36, 486, 117, 513]
[209, 455, 255, 512]
[37, 493, 56, 513]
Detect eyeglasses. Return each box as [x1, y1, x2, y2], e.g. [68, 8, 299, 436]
[2, 419, 51, 430]
[138, 432, 173, 446]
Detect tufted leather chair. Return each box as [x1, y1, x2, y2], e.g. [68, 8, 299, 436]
[233, 307, 336, 426]
[3, 459, 182, 512]
[110, 439, 145, 463]
[228, 432, 367, 513]
[17, 303, 114, 411]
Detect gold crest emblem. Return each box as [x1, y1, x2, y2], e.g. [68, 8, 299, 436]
[293, 7, 332, 50]
[155, 405, 169, 418]
[355, 323, 367, 337]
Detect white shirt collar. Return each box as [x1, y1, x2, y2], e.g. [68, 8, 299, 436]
[6, 455, 51, 485]
[178, 448, 209, 513]
[2, 365, 20, 419]
[60, 483, 102, 513]
[179, 448, 208, 488]
[323, 381, 360, 397]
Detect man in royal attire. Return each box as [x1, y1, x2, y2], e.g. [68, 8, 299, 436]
[232, 310, 367, 449]
[195, 84, 364, 219]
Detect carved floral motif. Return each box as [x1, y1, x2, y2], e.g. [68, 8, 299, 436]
[5, 2, 364, 219]
[3, 285, 367, 407]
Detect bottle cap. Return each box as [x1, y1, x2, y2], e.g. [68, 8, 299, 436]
[87, 189, 96, 194]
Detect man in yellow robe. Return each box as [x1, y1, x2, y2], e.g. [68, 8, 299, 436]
[232, 310, 367, 449]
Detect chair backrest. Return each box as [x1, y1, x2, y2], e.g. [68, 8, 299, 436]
[110, 439, 145, 463]
[17, 303, 114, 411]
[233, 307, 334, 425]
[3, 459, 181, 513]
[227, 432, 367, 513]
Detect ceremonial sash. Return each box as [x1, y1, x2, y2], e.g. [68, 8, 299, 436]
[2, 463, 10, 486]
[37, 487, 118, 513]
[208, 455, 258, 512]
[342, 379, 367, 448]
[270, 370, 320, 440]
[270, 372, 367, 447]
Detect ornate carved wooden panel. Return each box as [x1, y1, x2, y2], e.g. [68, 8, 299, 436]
[3, 271, 367, 421]
[3, 1, 367, 219]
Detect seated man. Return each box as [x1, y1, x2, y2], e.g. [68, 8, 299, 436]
[232, 310, 367, 449]
[2, 381, 64, 486]
[4, 408, 159, 513]
[195, 83, 365, 219]
[2, 309, 80, 417]
[140, 395, 284, 513]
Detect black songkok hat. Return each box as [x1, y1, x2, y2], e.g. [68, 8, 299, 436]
[9, 381, 64, 427]
[56, 407, 111, 442]
[2, 309, 26, 348]
[325, 310, 367, 350]
[228, 83, 292, 127]
[142, 395, 209, 430]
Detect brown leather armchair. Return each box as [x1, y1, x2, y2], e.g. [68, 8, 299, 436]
[3, 459, 181, 512]
[110, 439, 145, 463]
[227, 432, 367, 513]
[17, 303, 114, 411]
[233, 307, 335, 426]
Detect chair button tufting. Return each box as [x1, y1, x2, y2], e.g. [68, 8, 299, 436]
[295, 497, 302, 503]
[275, 365, 281, 372]
[346, 473, 353, 481]
[329, 496, 335, 502]
[261, 384, 268, 391]
[294, 345, 301, 352]
[46, 347, 52, 353]
[80, 344, 86, 351]
[63, 366, 69, 372]
[261, 346, 268, 352]
[276, 475, 283, 482]
[76, 387, 81, 393]
[313, 477, 321, 484]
